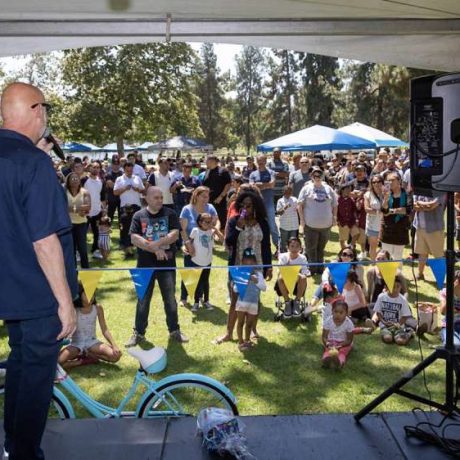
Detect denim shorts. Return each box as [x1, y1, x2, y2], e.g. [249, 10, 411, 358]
[366, 228, 380, 238]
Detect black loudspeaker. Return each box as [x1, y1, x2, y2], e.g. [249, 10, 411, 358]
[410, 73, 460, 194]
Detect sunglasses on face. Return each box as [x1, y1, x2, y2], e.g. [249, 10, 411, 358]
[31, 102, 53, 114]
[341, 252, 353, 257]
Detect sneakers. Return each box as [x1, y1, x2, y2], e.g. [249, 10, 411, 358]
[202, 301, 215, 310]
[3, 448, 8, 459]
[125, 331, 145, 348]
[283, 300, 293, 318]
[357, 252, 368, 261]
[191, 303, 199, 313]
[292, 300, 301, 317]
[92, 249, 103, 259]
[170, 330, 189, 343]
[179, 299, 191, 308]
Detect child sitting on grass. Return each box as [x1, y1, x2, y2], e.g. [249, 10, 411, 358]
[321, 299, 354, 369]
[275, 237, 309, 318]
[372, 275, 414, 345]
[235, 248, 267, 352]
[59, 283, 122, 370]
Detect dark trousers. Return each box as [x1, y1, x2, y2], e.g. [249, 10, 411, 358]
[134, 269, 179, 335]
[279, 228, 299, 253]
[4, 314, 61, 460]
[87, 212, 102, 252]
[194, 263, 211, 303]
[214, 202, 228, 231]
[180, 254, 193, 301]
[119, 205, 140, 248]
[303, 225, 331, 274]
[72, 223, 89, 268]
[107, 198, 121, 226]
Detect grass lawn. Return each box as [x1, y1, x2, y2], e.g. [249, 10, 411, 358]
[1, 225, 454, 417]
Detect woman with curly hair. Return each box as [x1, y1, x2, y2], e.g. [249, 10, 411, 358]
[215, 191, 273, 344]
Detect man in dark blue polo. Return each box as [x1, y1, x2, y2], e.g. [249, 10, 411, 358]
[0, 82, 77, 459]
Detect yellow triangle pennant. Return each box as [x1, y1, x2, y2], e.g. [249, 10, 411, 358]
[376, 262, 400, 293]
[278, 265, 300, 295]
[78, 270, 103, 301]
[179, 268, 203, 299]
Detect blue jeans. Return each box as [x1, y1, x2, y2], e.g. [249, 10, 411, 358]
[72, 222, 89, 268]
[266, 203, 280, 249]
[135, 269, 179, 335]
[4, 314, 61, 460]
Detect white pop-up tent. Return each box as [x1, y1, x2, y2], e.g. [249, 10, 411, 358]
[0, 1, 459, 71]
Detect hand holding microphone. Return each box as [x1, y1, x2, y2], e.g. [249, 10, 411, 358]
[40, 128, 65, 160]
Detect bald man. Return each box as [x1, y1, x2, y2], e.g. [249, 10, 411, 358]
[126, 186, 189, 346]
[0, 82, 77, 459]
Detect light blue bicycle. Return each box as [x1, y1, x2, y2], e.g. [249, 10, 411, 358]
[0, 347, 238, 419]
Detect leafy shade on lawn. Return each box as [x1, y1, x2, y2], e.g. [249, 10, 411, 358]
[0, 227, 452, 417]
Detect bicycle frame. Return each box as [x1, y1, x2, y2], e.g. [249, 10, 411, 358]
[53, 365, 237, 418]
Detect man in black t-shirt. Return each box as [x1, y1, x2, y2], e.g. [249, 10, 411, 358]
[126, 186, 189, 346]
[201, 155, 232, 229]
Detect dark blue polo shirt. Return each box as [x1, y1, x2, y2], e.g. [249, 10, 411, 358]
[0, 129, 78, 320]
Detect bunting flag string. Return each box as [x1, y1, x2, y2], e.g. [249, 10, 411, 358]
[78, 270, 104, 301]
[427, 258, 446, 289]
[179, 268, 203, 299]
[229, 266, 253, 299]
[278, 265, 300, 294]
[129, 268, 154, 301]
[327, 262, 351, 293]
[376, 261, 400, 293]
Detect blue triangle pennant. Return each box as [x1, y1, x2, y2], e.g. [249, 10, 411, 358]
[426, 258, 446, 289]
[229, 266, 253, 300]
[129, 268, 155, 301]
[327, 262, 351, 293]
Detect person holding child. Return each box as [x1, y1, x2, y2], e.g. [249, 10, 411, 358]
[97, 215, 112, 261]
[59, 284, 122, 370]
[187, 212, 224, 312]
[321, 300, 354, 369]
[336, 183, 359, 249]
[235, 248, 267, 351]
[275, 237, 309, 317]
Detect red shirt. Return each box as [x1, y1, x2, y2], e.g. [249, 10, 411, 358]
[337, 196, 357, 227]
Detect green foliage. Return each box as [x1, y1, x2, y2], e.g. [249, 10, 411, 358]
[61, 43, 202, 151]
[234, 46, 266, 154]
[195, 43, 229, 148]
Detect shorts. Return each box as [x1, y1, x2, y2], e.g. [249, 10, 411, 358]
[274, 280, 302, 297]
[366, 228, 380, 238]
[235, 300, 258, 315]
[414, 229, 444, 258]
[98, 234, 111, 251]
[70, 337, 101, 352]
[338, 225, 359, 241]
[350, 306, 370, 321]
[380, 325, 412, 341]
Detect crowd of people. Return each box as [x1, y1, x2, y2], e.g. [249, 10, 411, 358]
[55, 145, 460, 363]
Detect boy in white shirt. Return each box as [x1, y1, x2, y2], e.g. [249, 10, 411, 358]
[373, 275, 413, 345]
[276, 185, 299, 253]
[275, 237, 309, 317]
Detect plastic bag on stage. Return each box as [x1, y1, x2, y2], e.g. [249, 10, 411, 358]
[197, 407, 255, 459]
[417, 302, 440, 333]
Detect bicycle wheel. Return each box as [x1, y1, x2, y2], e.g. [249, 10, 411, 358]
[0, 385, 70, 419]
[139, 379, 238, 418]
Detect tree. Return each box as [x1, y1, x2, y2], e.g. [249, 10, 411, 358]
[61, 43, 202, 153]
[195, 43, 228, 148]
[297, 53, 341, 127]
[262, 50, 300, 140]
[234, 46, 266, 154]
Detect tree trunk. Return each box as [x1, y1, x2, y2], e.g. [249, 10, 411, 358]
[116, 135, 125, 157]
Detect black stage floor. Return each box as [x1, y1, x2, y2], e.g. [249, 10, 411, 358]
[0, 412, 455, 459]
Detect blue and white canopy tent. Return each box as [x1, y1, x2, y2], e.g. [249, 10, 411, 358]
[101, 143, 135, 152]
[257, 125, 377, 152]
[338, 122, 408, 148]
[62, 142, 92, 153]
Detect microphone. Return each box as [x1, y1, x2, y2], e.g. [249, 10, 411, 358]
[43, 128, 65, 161]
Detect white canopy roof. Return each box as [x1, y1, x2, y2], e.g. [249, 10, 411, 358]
[0, 1, 459, 70]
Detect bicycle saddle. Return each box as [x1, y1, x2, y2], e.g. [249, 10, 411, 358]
[126, 346, 167, 374]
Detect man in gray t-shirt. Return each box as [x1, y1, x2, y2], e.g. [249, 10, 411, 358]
[289, 157, 310, 197]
